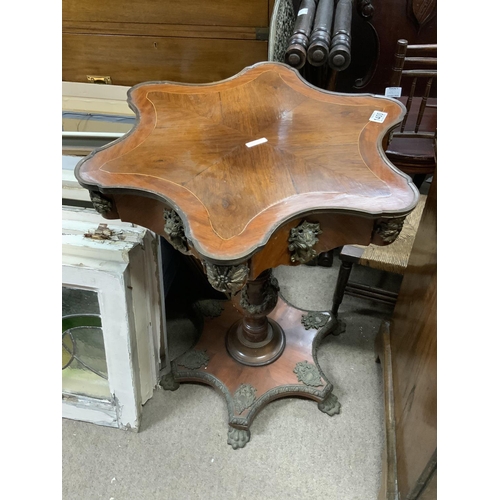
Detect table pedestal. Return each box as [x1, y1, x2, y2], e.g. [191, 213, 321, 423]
[160, 294, 344, 449]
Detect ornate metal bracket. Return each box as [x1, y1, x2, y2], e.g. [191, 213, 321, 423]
[233, 384, 257, 414]
[374, 217, 406, 243]
[294, 361, 323, 387]
[288, 221, 322, 264]
[301, 312, 329, 330]
[239, 275, 279, 315]
[204, 262, 249, 295]
[163, 209, 191, 255]
[90, 192, 113, 215]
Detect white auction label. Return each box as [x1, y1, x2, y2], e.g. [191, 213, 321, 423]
[369, 111, 388, 123]
[298, 8, 309, 15]
[245, 137, 268, 148]
[384, 87, 402, 97]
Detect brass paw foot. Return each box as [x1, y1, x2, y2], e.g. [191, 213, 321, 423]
[159, 372, 180, 391]
[318, 393, 341, 416]
[227, 427, 251, 449]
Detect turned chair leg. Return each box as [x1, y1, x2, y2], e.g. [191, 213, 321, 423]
[332, 259, 353, 316]
[412, 173, 428, 190]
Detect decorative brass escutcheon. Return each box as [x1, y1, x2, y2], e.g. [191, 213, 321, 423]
[86, 75, 112, 85]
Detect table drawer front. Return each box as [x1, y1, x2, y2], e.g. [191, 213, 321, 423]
[62, 34, 268, 86]
[63, 0, 269, 28]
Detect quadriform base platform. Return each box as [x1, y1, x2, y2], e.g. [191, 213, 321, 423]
[76, 62, 418, 449]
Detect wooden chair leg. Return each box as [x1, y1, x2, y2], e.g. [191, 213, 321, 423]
[332, 259, 353, 316]
[318, 250, 334, 267]
[412, 173, 428, 189]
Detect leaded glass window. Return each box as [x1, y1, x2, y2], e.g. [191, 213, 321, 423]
[62, 287, 111, 400]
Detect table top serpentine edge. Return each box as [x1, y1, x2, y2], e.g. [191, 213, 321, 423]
[75, 62, 419, 262]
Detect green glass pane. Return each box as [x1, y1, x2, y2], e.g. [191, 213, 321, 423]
[62, 287, 111, 400]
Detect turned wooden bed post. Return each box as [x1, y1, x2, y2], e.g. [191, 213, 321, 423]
[328, 0, 353, 71]
[307, 0, 335, 66]
[285, 0, 318, 69]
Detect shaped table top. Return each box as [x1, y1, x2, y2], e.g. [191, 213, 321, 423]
[76, 62, 418, 262]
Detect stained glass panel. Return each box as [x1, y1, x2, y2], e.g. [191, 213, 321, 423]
[62, 287, 111, 400]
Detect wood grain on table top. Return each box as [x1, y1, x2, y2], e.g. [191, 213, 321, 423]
[76, 62, 418, 261]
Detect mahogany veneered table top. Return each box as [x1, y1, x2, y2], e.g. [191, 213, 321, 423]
[76, 62, 418, 265]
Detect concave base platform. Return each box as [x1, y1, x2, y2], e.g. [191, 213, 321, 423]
[161, 295, 344, 449]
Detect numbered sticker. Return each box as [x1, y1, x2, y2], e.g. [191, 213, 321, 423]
[384, 87, 402, 98]
[298, 8, 309, 15]
[369, 111, 388, 123]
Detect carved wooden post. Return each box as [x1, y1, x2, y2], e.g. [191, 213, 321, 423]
[328, 0, 353, 71]
[226, 270, 285, 367]
[307, 0, 335, 67]
[285, 0, 318, 69]
[389, 39, 408, 87]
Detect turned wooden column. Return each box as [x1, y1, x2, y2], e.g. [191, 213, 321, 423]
[226, 270, 285, 366]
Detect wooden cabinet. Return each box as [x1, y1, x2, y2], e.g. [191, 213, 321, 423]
[378, 173, 437, 499]
[62, 0, 274, 86]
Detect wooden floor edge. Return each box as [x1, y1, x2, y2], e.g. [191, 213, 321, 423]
[376, 319, 400, 500]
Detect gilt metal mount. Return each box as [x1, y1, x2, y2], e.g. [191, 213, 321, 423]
[90, 192, 112, 215]
[301, 312, 329, 330]
[294, 361, 323, 387]
[239, 275, 279, 315]
[163, 209, 191, 254]
[233, 384, 257, 414]
[205, 262, 249, 295]
[288, 221, 322, 264]
[375, 217, 406, 243]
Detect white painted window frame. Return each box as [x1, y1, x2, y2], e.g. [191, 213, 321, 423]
[62, 208, 165, 430]
[62, 83, 167, 430]
[63, 256, 141, 430]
